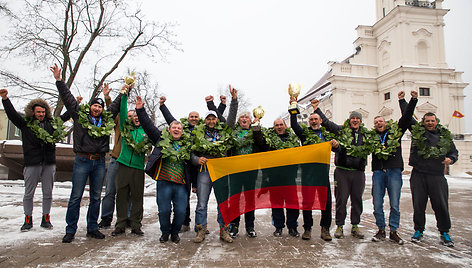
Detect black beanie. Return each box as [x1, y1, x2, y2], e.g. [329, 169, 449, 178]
[90, 98, 104, 108]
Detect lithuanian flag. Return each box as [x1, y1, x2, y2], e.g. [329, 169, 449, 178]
[207, 142, 331, 225]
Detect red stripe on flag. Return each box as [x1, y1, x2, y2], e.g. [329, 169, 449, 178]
[218, 185, 328, 225]
[452, 110, 464, 118]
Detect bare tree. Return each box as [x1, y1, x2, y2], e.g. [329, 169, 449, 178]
[217, 85, 252, 118]
[126, 70, 161, 124]
[0, 0, 179, 116]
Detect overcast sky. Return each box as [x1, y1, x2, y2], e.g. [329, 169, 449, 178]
[133, 0, 471, 131]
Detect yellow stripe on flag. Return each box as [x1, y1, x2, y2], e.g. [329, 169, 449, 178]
[207, 142, 331, 182]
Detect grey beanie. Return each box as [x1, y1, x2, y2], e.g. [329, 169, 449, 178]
[349, 111, 362, 121]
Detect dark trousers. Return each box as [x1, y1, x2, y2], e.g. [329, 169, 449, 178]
[231, 210, 255, 229]
[303, 184, 332, 230]
[410, 169, 451, 233]
[183, 185, 191, 226]
[115, 164, 144, 230]
[272, 208, 299, 229]
[334, 168, 365, 226]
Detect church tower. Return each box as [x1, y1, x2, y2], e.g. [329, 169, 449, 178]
[298, 0, 467, 134]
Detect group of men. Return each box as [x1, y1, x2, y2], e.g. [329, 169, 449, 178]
[0, 65, 458, 247]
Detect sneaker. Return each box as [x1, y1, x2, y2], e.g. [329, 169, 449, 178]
[288, 228, 300, 238]
[21, 215, 33, 232]
[351, 226, 365, 239]
[229, 223, 239, 238]
[320, 227, 332, 241]
[62, 233, 75, 243]
[171, 233, 180, 243]
[302, 229, 311, 240]
[98, 217, 112, 229]
[411, 230, 423, 243]
[273, 228, 283, 237]
[86, 230, 105, 239]
[160, 234, 169, 243]
[440, 232, 454, 247]
[334, 226, 344, 239]
[220, 225, 233, 243]
[246, 228, 257, 238]
[193, 224, 206, 243]
[389, 231, 404, 245]
[179, 224, 190, 233]
[40, 214, 53, 229]
[111, 227, 125, 236]
[372, 229, 386, 242]
[131, 228, 144, 236]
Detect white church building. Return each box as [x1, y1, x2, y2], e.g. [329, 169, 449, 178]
[289, 0, 470, 174]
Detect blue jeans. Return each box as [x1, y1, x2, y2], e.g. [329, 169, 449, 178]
[372, 168, 402, 231]
[157, 180, 188, 235]
[195, 170, 223, 226]
[100, 157, 119, 220]
[65, 155, 106, 234]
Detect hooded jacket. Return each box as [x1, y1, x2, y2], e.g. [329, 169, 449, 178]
[2, 98, 71, 166]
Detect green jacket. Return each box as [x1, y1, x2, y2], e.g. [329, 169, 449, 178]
[117, 95, 146, 170]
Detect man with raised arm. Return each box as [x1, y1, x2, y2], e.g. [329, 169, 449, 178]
[51, 64, 122, 243]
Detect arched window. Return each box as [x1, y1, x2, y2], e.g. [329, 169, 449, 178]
[417, 41, 428, 65]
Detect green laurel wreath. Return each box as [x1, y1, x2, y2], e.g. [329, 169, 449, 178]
[371, 120, 403, 160]
[262, 127, 300, 150]
[231, 124, 254, 151]
[121, 118, 153, 155]
[191, 121, 233, 157]
[411, 122, 452, 159]
[337, 119, 373, 159]
[300, 123, 334, 145]
[25, 117, 67, 144]
[157, 128, 192, 162]
[78, 104, 115, 138]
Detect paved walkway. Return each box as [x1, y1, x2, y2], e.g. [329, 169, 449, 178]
[0, 175, 471, 267]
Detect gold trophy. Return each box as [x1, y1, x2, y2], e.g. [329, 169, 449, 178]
[252, 105, 265, 127]
[288, 83, 301, 115]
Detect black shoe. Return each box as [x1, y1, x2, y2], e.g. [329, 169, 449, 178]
[273, 228, 283, 237]
[111, 227, 126, 236]
[131, 228, 144, 236]
[246, 228, 257, 238]
[229, 223, 239, 238]
[98, 217, 112, 229]
[160, 234, 169, 243]
[21, 215, 33, 232]
[40, 214, 53, 229]
[288, 228, 300, 238]
[171, 234, 180, 243]
[86, 230, 105, 239]
[62, 233, 75, 243]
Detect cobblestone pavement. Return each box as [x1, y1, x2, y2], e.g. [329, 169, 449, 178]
[0, 175, 471, 267]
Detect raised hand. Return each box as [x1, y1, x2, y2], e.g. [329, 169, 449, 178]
[229, 84, 237, 99]
[411, 90, 418, 99]
[50, 64, 61, 81]
[159, 96, 166, 106]
[76, 96, 83, 104]
[205, 95, 214, 102]
[0, 89, 8, 100]
[311, 99, 320, 110]
[398, 91, 405, 100]
[220, 95, 227, 105]
[102, 83, 111, 97]
[135, 96, 144, 109]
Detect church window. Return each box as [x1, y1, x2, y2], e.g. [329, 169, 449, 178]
[419, 87, 430, 96]
[384, 92, 390, 100]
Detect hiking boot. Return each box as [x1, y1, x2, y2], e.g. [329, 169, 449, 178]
[193, 224, 206, 243]
[288, 228, 300, 238]
[171, 233, 180, 243]
[389, 231, 404, 245]
[62, 233, 75, 243]
[111, 227, 125, 236]
[246, 228, 257, 238]
[179, 224, 190, 233]
[220, 225, 233, 243]
[229, 223, 239, 238]
[273, 228, 283, 237]
[98, 217, 112, 229]
[440, 232, 454, 247]
[131, 228, 144, 236]
[86, 230, 105, 239]
[351, 226, 365, 239]
[302, 229, 311, 240]
[372, 229, 386, 242]
[21, 215, 33, 232]
[411, 230, 423, 243]
[160, 234, 169, 243]
[320, 227, 332, 241]
[40, 214, 53, 229]
[334, 226, 344, 239]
